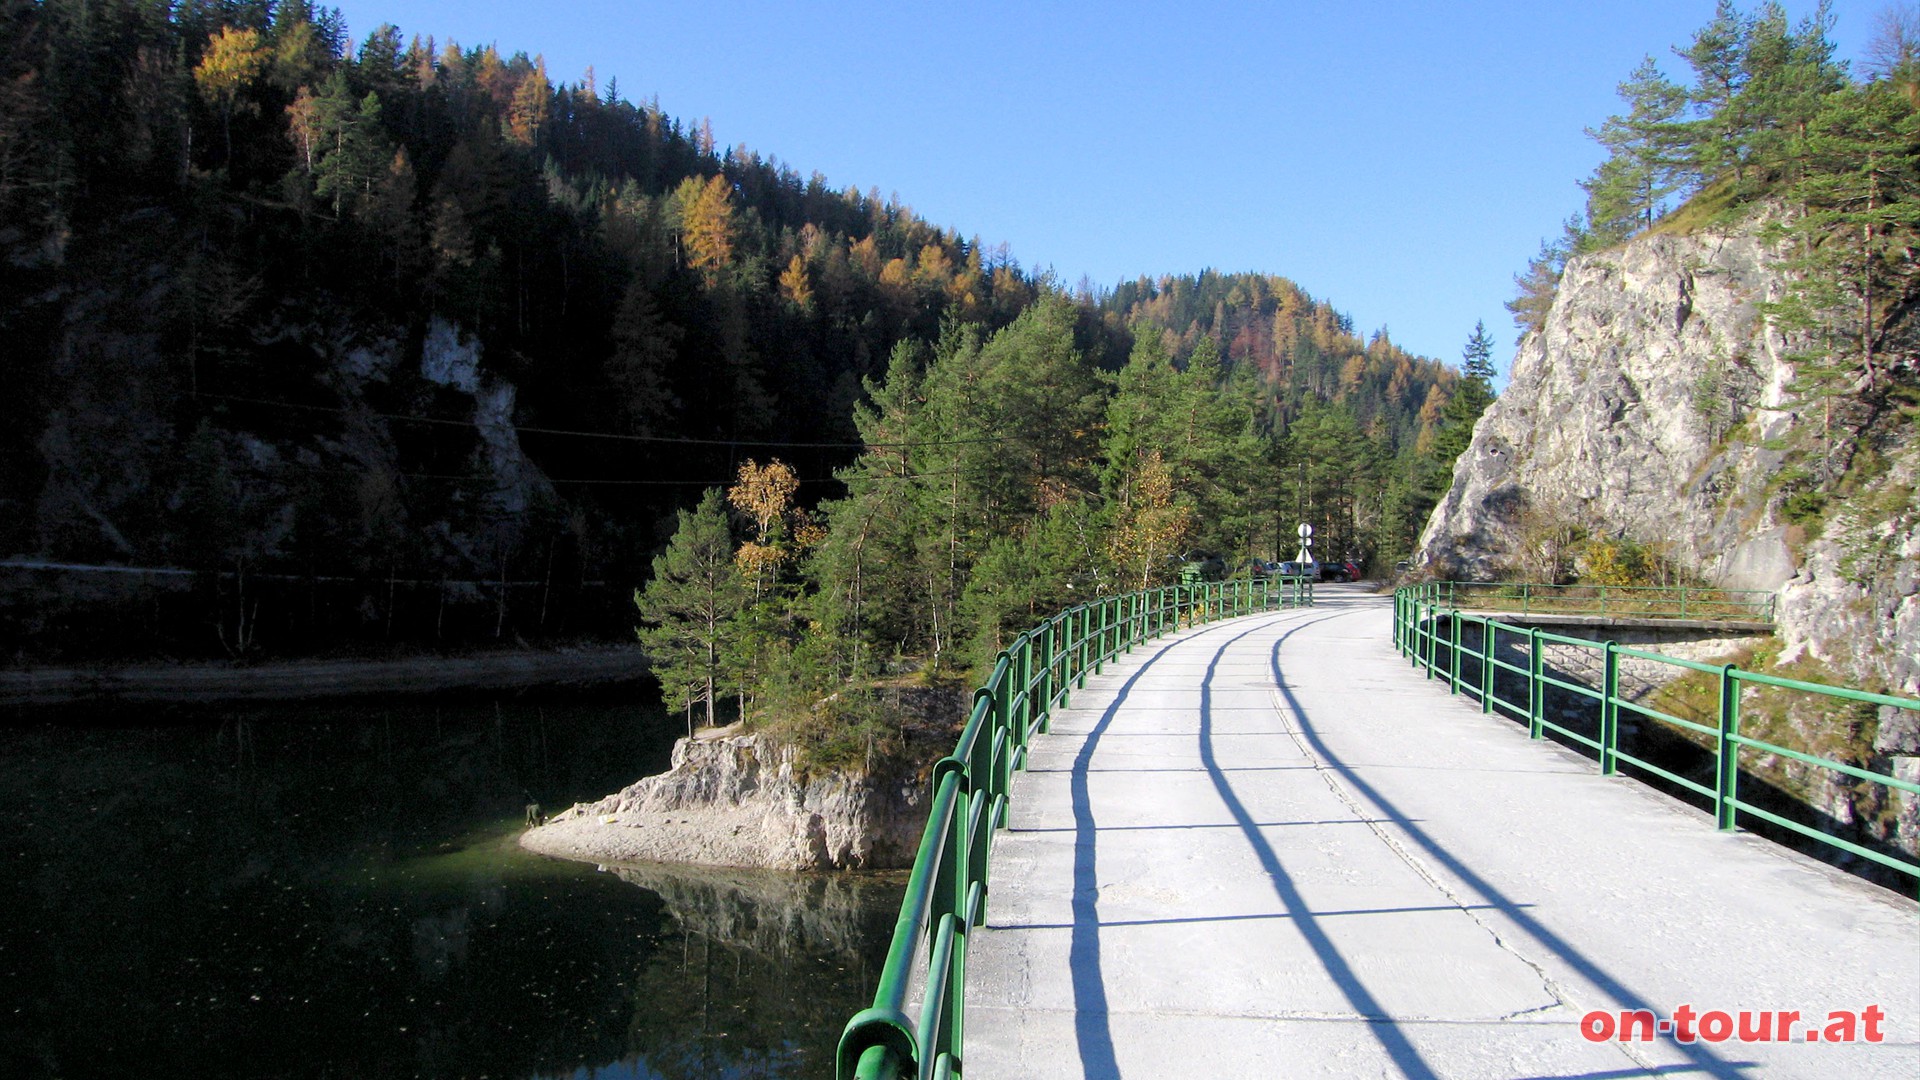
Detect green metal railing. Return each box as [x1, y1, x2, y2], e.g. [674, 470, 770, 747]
[837, 574, 1315, 1079]
[1401, 580, 1776, 623]
[1394, 585, 1919, 888]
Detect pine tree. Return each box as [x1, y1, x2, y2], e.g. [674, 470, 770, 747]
[1677, 0, 1753, 185]
[1506, 233, 1569, 339]
[634, 489, 746, 734]
[310, 75, 391, 215]
[1736, 2, 1846, 193]
[1582, 56, 1688, 243]
[1766, 79, 1920, 396]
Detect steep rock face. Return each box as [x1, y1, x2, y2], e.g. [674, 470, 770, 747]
[1417, 218, 1920, 696]
[1420, 225, 1788, 585]
[1416, 216, 1920, 877]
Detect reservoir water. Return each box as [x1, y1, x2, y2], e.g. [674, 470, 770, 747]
[1, 685, 903, 1079]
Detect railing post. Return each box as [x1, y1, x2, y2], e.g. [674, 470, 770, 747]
[1106, 597, 1117, 660]
[1105, 596, 1116, 661]
[1680, 587, 1689, 619]
[1076, 606, 1089, 690]
[1101, 599, 1112, 670]
[1522, 582, 1531, 615]
[1480, 619, 1494, 714]
[1020, 634, 1035, 746]
[1040, 621, 1055, 728]
[1527, 628, 1544, 740]
[994, 663, 1014, 812]
[1716, 664, 1742, 831]
[1425, 596, 1436, 671]
[1601, 641, 1619, 775]
[1599, 585, 1608, 617]
[1447, 610, 1462, 695]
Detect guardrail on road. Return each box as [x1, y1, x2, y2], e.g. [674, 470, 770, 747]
[1394, 585, 1918, 891]
[837, 574, 1315, 1079]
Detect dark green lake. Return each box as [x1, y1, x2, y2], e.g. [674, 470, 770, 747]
[1, 686, 904, 1080]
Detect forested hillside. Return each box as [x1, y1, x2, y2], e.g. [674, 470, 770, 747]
[0, 1, 1478, 687]
[1093, 271, 1489, 569]
[0, 0, 1048, 656]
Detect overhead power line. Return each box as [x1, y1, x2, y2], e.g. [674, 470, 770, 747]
[198, 392, 1020, 451]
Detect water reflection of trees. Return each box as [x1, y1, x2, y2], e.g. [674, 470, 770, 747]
[2, 702, 903, 1080]
[599, 863, 905, 1080]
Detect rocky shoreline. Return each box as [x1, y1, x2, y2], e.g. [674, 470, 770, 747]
[522, 688, 966, 871]
[521, 728, 931, 871]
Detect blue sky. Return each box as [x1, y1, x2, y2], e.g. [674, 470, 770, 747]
[328, 1, 1878, 369]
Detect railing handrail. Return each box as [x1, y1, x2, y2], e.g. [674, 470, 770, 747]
[1392, 585, 1918, 891]
[1401, 579, 1776, 623]
[838, 574, 1317, 1078]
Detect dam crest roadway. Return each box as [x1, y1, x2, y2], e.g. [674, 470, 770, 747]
[961, 587, 1918, 1079]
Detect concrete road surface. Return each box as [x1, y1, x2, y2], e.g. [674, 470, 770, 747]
[963, 586, 1918, 1079]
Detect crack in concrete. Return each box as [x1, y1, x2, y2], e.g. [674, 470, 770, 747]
[1267, 626, 1670, 1077]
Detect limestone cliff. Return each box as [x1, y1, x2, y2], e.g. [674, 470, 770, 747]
[1415, 213, 1920, 870]
[1417, 214, 1920, 697]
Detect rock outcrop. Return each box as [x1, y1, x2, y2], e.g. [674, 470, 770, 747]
[1417, 214, 1920, 696]
[1415, 213, 1920, 875]
[521, 688, 966, 871]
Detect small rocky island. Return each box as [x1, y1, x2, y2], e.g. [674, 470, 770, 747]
[522, 688, 965, 870]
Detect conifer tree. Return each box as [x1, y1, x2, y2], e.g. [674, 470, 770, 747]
[677, 173, 735, 283]
[606, 281, 683, 436]
[1462, 320, 1498, 382]
[634, 489, 745, 734]
[1766, 79, 1920, 396]
[1582, 57, 1688, 243]
[1677, 0, 1753, 185]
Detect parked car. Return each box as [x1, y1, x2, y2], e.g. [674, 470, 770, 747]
[1318, 561, 1353, 583]
[1275, 560, 1316, 578]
